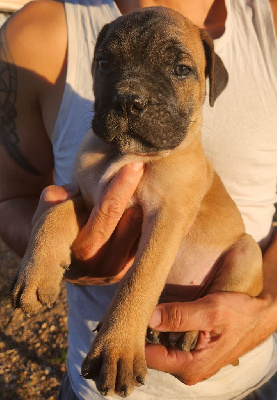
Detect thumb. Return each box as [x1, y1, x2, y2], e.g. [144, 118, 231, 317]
[149, 299, 212, 332]
[71, 162, 144, 259]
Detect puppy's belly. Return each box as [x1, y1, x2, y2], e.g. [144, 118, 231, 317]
[162, 243, 223, 302]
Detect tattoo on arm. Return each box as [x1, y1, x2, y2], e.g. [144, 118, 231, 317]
[0, 23, 42, 176]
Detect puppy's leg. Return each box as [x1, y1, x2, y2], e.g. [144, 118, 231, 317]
[12, 197, 88, 316]
[81, 209, 188, 397]
[208, 233, 263, 296]
[169, 233, 263, 353]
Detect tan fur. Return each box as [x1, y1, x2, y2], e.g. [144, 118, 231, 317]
[12, 8, 263, 397]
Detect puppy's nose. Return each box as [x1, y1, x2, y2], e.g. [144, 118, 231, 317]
[112, 94, 146, 116]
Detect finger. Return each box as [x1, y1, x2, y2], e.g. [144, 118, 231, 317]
[95, 162, 144, 227]
[72, 162, 144, 260]
[149, 297, 217, 332]
[145, 344, 219, 385]
[100, 205, 143, 276]
[145, 344, 193, 376]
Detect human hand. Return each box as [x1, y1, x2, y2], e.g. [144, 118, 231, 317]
[145, 292, 272, 385]
[32, 163, 144, 284]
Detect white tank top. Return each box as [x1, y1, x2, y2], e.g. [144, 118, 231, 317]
[52, 1, 277, 399]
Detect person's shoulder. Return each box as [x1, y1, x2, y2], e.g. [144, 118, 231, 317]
[1, 0, 67, 83]
[5, 0, 66, 37]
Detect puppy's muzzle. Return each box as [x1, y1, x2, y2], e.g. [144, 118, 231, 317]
[93, 80, 189, 154]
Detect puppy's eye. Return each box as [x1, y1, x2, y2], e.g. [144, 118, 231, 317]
[173, 65, 191, 78]
[98, 59, 109, 71]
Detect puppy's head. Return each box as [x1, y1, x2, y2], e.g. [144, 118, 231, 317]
[92, 7, 228, 154]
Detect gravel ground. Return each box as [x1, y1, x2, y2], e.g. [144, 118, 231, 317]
[0, 238, 68, 400]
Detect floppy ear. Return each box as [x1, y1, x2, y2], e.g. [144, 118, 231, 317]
[200, 29, 228, 107]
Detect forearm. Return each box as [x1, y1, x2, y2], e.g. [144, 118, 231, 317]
[0, 197, 39, 257]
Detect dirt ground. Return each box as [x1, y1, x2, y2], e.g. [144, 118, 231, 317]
[0, 238, 68, 400]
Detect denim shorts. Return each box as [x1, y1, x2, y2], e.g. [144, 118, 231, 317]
[57, 370, 79, 400]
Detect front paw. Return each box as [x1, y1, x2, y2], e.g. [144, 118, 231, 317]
[11, 251, 70, 316]
[81, 333, 147, 397]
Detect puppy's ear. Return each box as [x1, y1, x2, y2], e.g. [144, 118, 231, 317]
[200, 29, 228, 107]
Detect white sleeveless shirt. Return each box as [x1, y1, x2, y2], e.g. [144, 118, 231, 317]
[52, 1, 277, 398]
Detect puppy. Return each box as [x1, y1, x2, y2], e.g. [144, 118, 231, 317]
[12, 7, 263, 397]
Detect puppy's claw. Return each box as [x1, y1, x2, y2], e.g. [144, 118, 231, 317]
[92, 321, 102, 332]
[81, 367, 91, 378]
[11, 297, 19, 310]
[120, 385, 128, 397]
[100, 386, 111, 397]
[136, 375, 145, 386]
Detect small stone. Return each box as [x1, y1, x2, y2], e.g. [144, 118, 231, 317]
[44, 367, 51, 375]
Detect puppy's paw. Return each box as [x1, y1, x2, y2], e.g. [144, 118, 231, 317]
[81, 334, 147, 397]
[146, 328, 199, 351]
[11, 252, 70, 315]
[175, 330, 199, 351]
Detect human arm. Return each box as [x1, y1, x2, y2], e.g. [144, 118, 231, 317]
[145, 231, 277, 385]
[0, 2, 61, 255]
[0, 2, 143, 281]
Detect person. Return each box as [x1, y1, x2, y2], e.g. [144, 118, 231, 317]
[0, 0, 277, 398]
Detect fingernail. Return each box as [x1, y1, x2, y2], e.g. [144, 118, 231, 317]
[131, 162, 144, 171]
[150, 309, 161, 328]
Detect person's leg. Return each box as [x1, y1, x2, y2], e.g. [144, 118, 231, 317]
[58, 371, 79, 400]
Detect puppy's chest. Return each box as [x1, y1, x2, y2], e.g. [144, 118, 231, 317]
[75, 148, 159, 213]
[75, 133, 207, 215]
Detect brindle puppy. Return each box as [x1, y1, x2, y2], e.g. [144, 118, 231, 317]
[12, 7, 263, 397]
